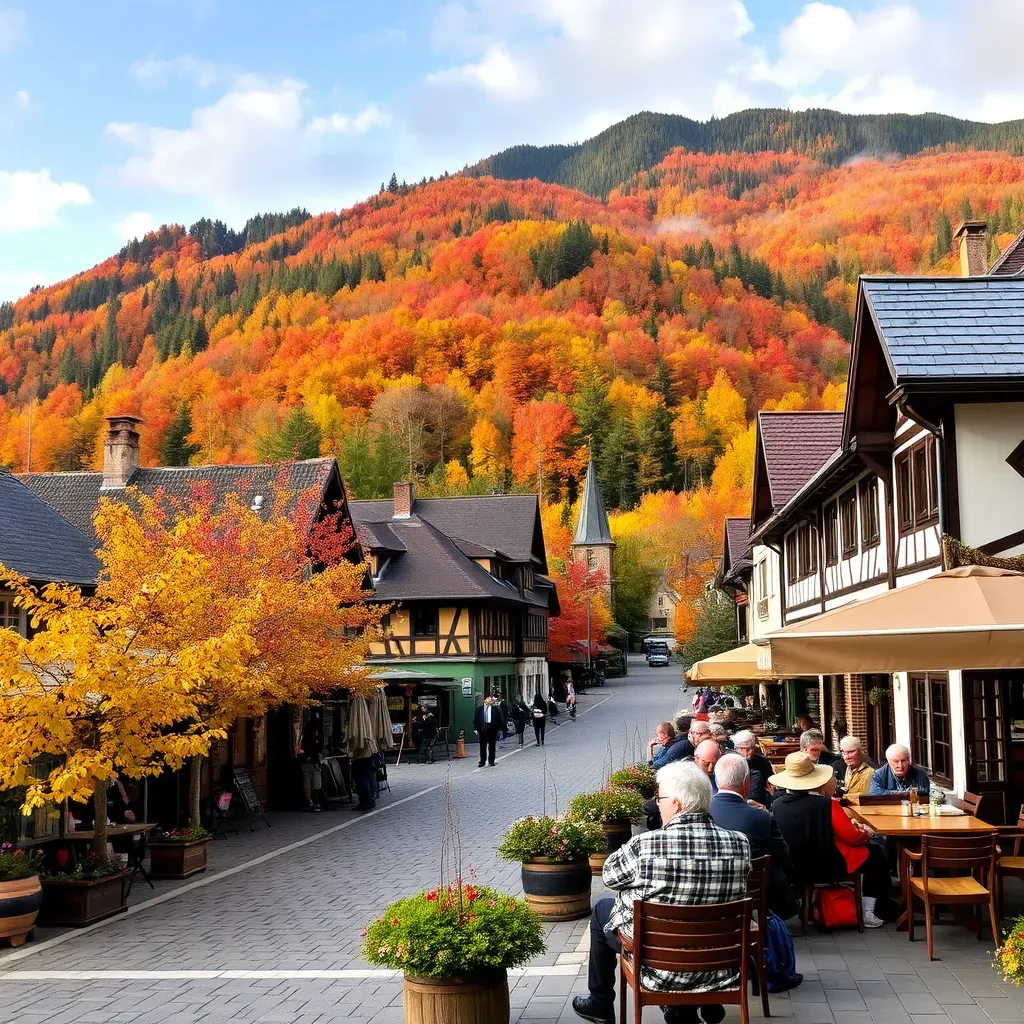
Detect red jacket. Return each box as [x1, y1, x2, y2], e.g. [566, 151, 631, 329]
[831, 798, 870, 873]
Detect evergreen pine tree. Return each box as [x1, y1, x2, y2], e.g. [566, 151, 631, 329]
[598, 416, 639, 510]
[260, 407, 322, 462]
[160, 406, 202, 466]
[573, 373, 612, 454]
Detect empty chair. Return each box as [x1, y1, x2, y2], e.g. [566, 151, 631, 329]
[996, 805, 1024, 918]
[956, 791, 983, 818]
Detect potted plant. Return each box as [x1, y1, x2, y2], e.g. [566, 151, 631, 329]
[0, 843, 42, 947]
[566, 790, 644, 874]
[363, 879, 544, 1024]
[868, 686, 890, 707]
[609, 763, 657, 799]
[996, 916, 1024, 986]
[147, 825, 211, 879]
[39, 853, 129, 927]
[497, 815, 603, 921]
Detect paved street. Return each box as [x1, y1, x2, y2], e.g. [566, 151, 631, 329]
[1, 657, 1022, 1024]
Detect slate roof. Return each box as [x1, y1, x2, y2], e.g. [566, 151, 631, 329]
[0, 473, 98, 586]
[989, 228, 1024, 276]
[572, 459, 613, 546]
[757, 411, 844, 509]
[19, 459, 337, 541]
[861, 276, 1024, 382]
[725, 518, 752, 567]
[350, 494, 545, 569]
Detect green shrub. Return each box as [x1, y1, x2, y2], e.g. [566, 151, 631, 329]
[0, 843, 41, 882]
[496, 815, 604, 862]
[43, 853, 127, 881]
[609, 764, 657, 796]
[566, 790, 644, 825]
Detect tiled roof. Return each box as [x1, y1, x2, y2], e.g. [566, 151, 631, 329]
[725, 517, 752, 565]
[0, 473, 98, 586]
[20, 459, 336, 541]
[757, 411, 844, 509]
[862, 276, 1024, 381]
[350, 493, 545, 568]
[989, 229, 1024, 276]
[572, 459, 613, 546]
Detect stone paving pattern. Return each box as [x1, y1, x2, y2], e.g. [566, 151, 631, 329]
[0, 658, 1022, 1023]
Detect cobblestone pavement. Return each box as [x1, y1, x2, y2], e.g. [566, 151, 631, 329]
[1, 657, 1022, 1023]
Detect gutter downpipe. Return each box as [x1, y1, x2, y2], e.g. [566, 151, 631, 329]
[897, 399, 946, 568]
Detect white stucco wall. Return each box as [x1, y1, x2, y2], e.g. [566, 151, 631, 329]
[748, 543, 782, 643]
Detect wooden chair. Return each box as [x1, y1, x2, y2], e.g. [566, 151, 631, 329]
[953, 791, 983, 818]
[904, 834, 999, 961]
[619, 898, 752, 1024]
[745, 855, 771, 1018]
[800, 873, 864, 934]
[996, 805, 1024, 918]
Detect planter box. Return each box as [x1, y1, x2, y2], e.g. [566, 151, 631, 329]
[404, 968, 509, 1024]
[39, 873, 128, 927]
[0, 874, 43, 947]
[148, 837, 210, 879]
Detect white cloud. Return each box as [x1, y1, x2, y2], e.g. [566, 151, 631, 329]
[0, 268, 43, 300]
[428, 47, 539, 101]
[308, 102, 390, 135]
[0, 8, 25, 53]
[115, 211, 155, 242]
[0, 170, 92, 233]
[14, 89, 28, 108]
[129, 54, 230, 88]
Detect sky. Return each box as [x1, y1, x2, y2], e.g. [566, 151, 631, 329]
[3, 0, 1024, 301]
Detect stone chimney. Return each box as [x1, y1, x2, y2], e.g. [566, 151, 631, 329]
[953, 220, 988, 277]
[101, 415, 142, 489]
[393, 481, 414, 519]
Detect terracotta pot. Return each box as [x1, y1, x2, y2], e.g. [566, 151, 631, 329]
[520, 857, 591, 921]
[0, 874, 43, 947]
[148, 837, 210, 879]
[39, 873, 128, 927]
[403, 968, 509, 1024]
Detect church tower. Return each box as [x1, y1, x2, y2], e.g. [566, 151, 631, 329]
[571, 458, 615, 607]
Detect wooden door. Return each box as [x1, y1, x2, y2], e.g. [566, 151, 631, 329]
[962, 672, 1016, 824]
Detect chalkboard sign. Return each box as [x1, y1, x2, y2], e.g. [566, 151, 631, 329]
[232, 766, 270, 828]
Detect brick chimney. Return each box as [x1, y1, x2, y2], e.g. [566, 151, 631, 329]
[101, 415, 142, 489]
[953, 220, 988, 277]
[393, 481, 414, 519]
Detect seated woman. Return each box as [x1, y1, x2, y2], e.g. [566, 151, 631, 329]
[769, 752, 889, 929]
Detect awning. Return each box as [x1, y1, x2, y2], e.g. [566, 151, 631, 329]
[370, 668, 458, 686]
[686, 642, 778, 685]
[758, 566, 1024, 675]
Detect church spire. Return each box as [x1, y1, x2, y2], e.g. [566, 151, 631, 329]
[573, 458, 613, 546]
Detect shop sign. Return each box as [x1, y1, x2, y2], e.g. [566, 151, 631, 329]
[461, 676, 473, 697]
[386, 696, 405, 711]
[418, 694, 439, 708]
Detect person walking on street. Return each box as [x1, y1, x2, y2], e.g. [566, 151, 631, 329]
[566, 678, 577, 720]
[513, 697, 530, 747]
[298, 717, 324, 812]
[532, 691, 547, 745]
[497, 694, 510, 749]
[474, 694, 504, 767]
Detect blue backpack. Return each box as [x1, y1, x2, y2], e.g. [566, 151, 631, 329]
[763, 911, 799, 992]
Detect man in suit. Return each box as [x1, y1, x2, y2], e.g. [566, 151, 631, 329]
[711, 754, 797, 921]
[474, 694, 504, 767]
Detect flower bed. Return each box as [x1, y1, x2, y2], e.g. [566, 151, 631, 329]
[996, 916, 1024, 986]
[565, 790, 644, 826]
[497, 815, 604, 862]
[609, 763, 657, 798]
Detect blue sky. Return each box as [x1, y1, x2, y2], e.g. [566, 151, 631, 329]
[2, 0, 1023, 301]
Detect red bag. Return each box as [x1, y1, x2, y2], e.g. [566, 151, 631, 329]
[812, 886, 858, 929]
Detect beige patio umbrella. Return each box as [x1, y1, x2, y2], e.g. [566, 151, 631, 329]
[758, 566, 1024, 676]
[348, 695, 377, 760]
[370, 686, 395, 751]
[687, 642, 777, 685]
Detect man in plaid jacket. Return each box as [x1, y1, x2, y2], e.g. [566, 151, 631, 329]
[572, 761, 751, 1024]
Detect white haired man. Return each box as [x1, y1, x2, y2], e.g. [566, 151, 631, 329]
[732, 730, 775, 806]
[838, 736, 877, 797]
[869, 743, 930, 795]
[572, 762, 751, 1024]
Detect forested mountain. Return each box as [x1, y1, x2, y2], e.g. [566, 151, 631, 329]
[468, 108, 1024, 197]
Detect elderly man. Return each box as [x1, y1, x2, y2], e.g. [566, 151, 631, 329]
[693, 738, 722, 792]
[652, 718, 709, 769]
[869, 743, 930, 795]
[838, 736, 877, 796]
[572, 762, 751, 1024]
[732, 730, 775, 806]
[799, 729, 838, 768]
[709, 723, 734, 752]
[710, 754, 798, 926]
[648, 721, 676, 762]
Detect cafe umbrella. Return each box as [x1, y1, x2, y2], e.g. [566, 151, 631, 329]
[348, 695, 377, 760]
[686, 641, 778, 685]
[370, 685, 395, 751]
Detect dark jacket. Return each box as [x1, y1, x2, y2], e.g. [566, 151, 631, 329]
[770, 791, 846, 886]
[869, 763, 930, 796]
[746, 752, 775, 806]
[710, 791, 796, 917]
[474, 702, 505, 734]
[651, 735, 694, 769]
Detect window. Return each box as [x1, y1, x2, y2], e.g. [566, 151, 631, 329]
[0, 595, 21, 633]
[859, 476, 880, 548]
[481, 609, 511, 636]
[897, 436, 939, 533]
[412, 606, 439, 637]
[757, 559, 769, 599]
[652, 617, 668, 630]
[839, 490, 858, 558]
[824, 501, 839, 566]
[658, 596, 664, 607]
[786, 522, 817, 583]
[586, 550, 595, 569]
[910, 672, 952, 784]
[785, 533, 797, 584]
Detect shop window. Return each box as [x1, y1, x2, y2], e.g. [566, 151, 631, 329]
[412, 606, 439, 637]
[839, 490, 858, 558]
[910, 672, 952, 784]
[859, 476, 880, 548]
[824, 501, 839, 566]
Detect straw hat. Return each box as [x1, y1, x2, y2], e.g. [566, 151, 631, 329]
[768, 751, 835, 792]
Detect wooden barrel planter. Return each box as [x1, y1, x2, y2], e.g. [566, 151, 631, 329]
[588, 852, 608, 875]
[39, 872, 128, 927]
[403, 969, 509, 1024]
[520, 858, 591, 921]
[148, 837, 210, 879]
[603, 821, 632, 852]
[0, 874, 43, 947]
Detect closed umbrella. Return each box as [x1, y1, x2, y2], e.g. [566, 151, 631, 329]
[687, 642, 777, 685]
[348, 695, 377, 760]
[371, 686, 395, 751]
[758, 566, 1024, 676]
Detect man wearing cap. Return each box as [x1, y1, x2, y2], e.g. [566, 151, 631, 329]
[769, 751, 888, 928]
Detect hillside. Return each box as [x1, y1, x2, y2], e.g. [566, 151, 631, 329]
[468, 108, 1024, 198]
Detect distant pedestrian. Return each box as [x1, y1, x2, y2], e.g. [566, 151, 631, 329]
[474, 695, 504, 767]
[513, 698, 530, 747]
[566, 679, 577, 721]
[532, 692, 547, 745]
[298, 717, 324, 812]
[498, 695, 510, 748]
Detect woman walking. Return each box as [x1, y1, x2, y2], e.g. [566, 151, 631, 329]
[531, 692, 547, 745]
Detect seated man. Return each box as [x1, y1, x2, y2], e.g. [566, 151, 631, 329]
[693, 739, 722, 792]
[869, 743, 930, 796]
[800, 729, 839, 770]
[711, 754, 798, 926]
[731, 730, 775, 806]
[651, 718, 708, 769]
[647, 721, 676, 763]
[573, 762, 751, 1024]
[838, 735, 877, 797]
[709, 723, 734, 752]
